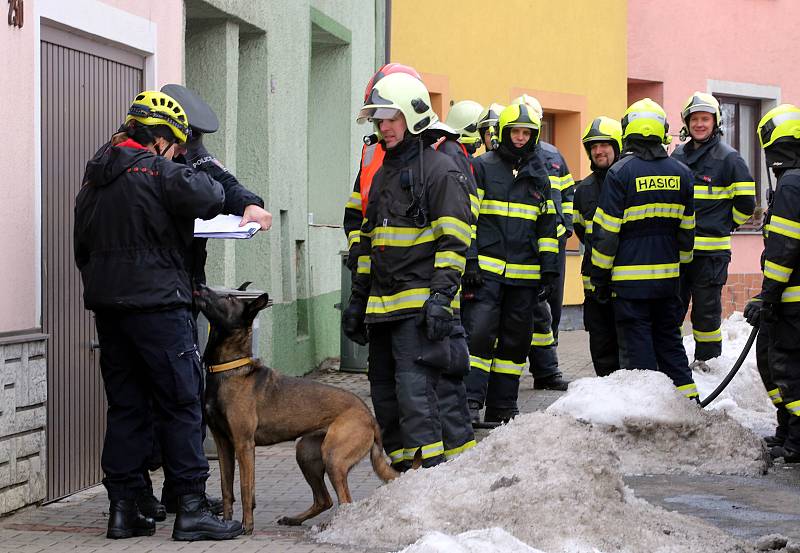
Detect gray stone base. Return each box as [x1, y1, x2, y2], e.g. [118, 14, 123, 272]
[0, 332, 48, 515]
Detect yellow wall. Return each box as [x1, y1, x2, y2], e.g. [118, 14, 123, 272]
[391, 0, 628, 305]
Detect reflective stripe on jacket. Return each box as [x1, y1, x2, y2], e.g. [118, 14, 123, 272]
[760, 169, 800, 303]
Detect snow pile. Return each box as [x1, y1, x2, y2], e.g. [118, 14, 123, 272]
[685, 313, 777, 437]
[547, 369, 768, 476]
[315, 412, 746, 553]
[396, 528, 546, 553]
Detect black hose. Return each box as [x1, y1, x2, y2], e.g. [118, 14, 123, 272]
[700, 325, 759, 408]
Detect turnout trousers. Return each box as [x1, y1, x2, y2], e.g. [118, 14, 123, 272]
[367, 317, 475, 469]
[680, 255, 729, 361]
[756, 322, 791, 443]
[583, 294, 619, 377]
[762, 304, 800, 452]
[94, 308, 208, 501]
[613, 295, 698, 399]
[463, 278, 537, 411]
[527, 299, 559, 379]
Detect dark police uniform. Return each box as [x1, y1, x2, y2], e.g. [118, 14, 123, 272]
[573, 168, 619, 376]
[74, 138, 224, 500]
[351, 138, 475, 468]
[672, 135, 755, 360]
[590, 149, 699, 399]
[463, 149, 558, 416]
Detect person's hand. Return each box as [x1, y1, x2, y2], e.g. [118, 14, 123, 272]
[594, 284, 611, 305]
[342, 297, 368, 345]
[241, 204, 273, 231]
[538, 272, 557, 302]
[417, 293, 454, 341]
[744, 298, 762, 326]
[461, 259, 483, 290]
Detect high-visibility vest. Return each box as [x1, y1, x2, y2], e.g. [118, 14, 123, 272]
[360, 143, 385, 216]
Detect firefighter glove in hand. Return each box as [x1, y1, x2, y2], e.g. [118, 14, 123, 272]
[744, 298, 763, 327]
[538, 272, 557, 302]
[462, 259, 483, 289]
[417, 293, 454, 341]
[342, 297, 368, 345]
[594, 284, 611, 305]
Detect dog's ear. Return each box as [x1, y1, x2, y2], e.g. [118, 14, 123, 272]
[246, 292, 272, 318]
[237, 281, 252, 291]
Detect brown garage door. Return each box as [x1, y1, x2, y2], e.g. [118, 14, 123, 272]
[41, 26, 143, 501]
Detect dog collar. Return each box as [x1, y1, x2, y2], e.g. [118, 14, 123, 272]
[208, 357, 252, 373]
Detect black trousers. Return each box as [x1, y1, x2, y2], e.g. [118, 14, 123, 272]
[763, 304, 800, 451]
[583, 295, 619, 377]
[755, 322, 791, 441]
[546, 234, 568, 342]
[614, 295, 696, 396]
[680, 255, 729, 361]
[527, 299, 559, 380]
[368, 317, 474, 468]
[463, 278, 536, 410]
[94, 308, 208, 501]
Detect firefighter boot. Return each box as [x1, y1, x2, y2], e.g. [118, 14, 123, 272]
[533, 373, 571, 391]
[484, 406, 519, 424]
[172, 493, 244, 541]
[764, 406, 789, 448]
[107, 498, 156, 539]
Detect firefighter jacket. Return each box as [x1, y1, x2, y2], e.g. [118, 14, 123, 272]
[74, 139, 225, 311]
[760, 169, 800, 304]
[351, 138, 474, 324]
[435, 139, 480, 233]
[671, 134, 755, 256]
[590, 150, 695, 299]
[538, 141, 576, 239]
[573, 168, 609, 292]
[344, 142, 385, 266]
[468, 150, 559, 286]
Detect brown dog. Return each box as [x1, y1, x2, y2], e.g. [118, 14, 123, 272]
[194, 285, 398, 533]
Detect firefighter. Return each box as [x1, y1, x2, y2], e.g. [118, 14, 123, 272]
[744, 103, 800, 463]
[462, 102, 559, 424]
[573, 116, 623, 376]
[590, 98, 699, 401]
[477, 103, 504, 152]
[446, 100, 485, 156]
[343, 63, 422, 275]
[513, 95, 573, 390]
[74, 91, 243, 540]
[672, 92, 756, 369]
[342, 73, 475, 468]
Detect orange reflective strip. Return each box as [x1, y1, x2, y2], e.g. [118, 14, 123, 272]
[360, 143, 386, 217]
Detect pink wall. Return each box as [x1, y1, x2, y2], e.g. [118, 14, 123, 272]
[0, 0, 183, 333]
[628, 0, 800, 127]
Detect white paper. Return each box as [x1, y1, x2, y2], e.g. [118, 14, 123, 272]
[193, 214, 260, 239]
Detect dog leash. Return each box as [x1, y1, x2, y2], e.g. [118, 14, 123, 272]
[207, 357, 252, 373]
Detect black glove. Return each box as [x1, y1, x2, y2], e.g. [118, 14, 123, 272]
[761, 301, 780, 324]
[538, 272, 557, 302]
[462, 259, 483, 289]
[184, 132, 205, 159]
[342, 296, 368, 345]
[743, 298, 762, 326]
[594, 283, 611, 305]
[417, 292, 454, 341]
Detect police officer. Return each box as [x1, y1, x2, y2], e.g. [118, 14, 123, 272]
[590, 98, 699, 401]
[477, 103, 504, 153]
[462, 102, 558, 424]
[573, 117, 623, 376]
[74, 91, 244, 540]
[672, 92, 755, 369]
[342, 73, 475, 468]
[744, 104, 800, 463]
[513, 95, 573, 391]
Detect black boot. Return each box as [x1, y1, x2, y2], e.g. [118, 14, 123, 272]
[533, 373, 571, 391]
[172, 493, 243, 541]
[137, 491, 166, 522]
[484, 406, 519, 424]
[107, 498, 156, 539]
[164, 491, 224, 516]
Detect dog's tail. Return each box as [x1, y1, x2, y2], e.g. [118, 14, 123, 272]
[370, 421, 400, 482]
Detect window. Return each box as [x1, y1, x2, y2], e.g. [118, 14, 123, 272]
[714, 95, 764, 214]
[540, 113, 555, 144]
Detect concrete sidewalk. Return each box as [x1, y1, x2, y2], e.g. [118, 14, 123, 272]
[1, 330, 798, 552]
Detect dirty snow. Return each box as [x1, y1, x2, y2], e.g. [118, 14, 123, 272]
[396, 528, 546, 553]
[315, 314, 771, 552]
[684, 313, 777, 438]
